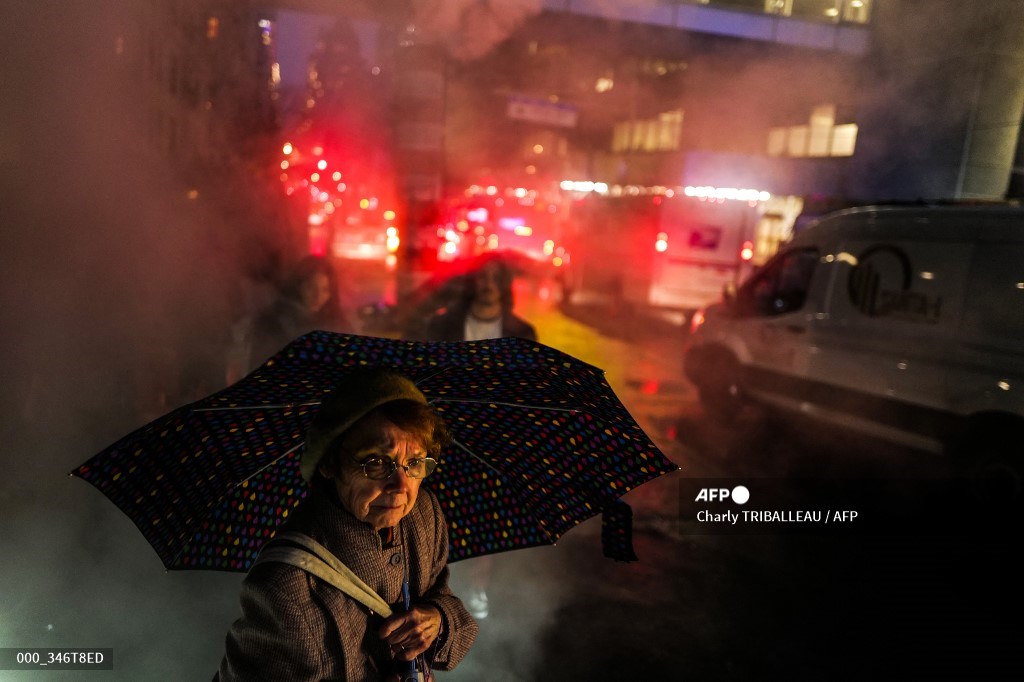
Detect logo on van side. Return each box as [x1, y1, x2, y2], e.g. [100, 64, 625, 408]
[847, 245, 942, 323]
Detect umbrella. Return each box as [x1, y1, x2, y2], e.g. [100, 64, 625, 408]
[71, 331, 678, 571]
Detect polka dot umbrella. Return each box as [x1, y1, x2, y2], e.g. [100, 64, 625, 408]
[71, 332, 679, 571]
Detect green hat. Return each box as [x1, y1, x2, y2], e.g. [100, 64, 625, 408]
[301, 368, 428, 483]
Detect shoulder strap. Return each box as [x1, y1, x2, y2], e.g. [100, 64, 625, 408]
[253, 531, 393, 617]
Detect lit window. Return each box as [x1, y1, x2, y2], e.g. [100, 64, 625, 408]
[807, 104, 835, 157]
[207, 17, 219, 40]
[831, 124, 858, 156]
[787, 126, 809, 157]
[768, 104, 857, 158]
[767, 128, 787, 156]
[612, 110, 683, 152]
[843, 0, 871, 23]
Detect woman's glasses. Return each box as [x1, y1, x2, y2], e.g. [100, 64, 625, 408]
[355, 456, 438, 480]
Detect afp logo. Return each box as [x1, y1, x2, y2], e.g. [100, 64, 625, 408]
[695, 485, 750, 504]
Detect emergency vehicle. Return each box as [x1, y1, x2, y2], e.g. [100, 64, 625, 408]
[563, 188, 802, 314]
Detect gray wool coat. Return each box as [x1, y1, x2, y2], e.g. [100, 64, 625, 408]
[217, 486, 477, 681]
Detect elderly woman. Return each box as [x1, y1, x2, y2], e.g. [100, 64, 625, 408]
[217, 369, 477, 681]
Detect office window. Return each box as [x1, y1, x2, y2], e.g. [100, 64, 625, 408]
[831, 123, 858, 156]
[713, 0, 773, 13]
[842, 0, 871, 23]
[807, 104, 834, 157]
[704, 0, 870, 24]
[790, 0, 841, 22]
[765, 0, 792, 15]
[612, 110, 683, 152]
[767, 104, 857, 158]
[787, 126, 809, 157]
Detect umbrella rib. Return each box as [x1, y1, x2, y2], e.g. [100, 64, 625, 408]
[193, 401, 322, 412]
[167, 442, 306, 567]
[447, 439, 558, 545]
[449, 438, 505, 478]
[415, 366, 451, 384]
[431, 398, 581, 413]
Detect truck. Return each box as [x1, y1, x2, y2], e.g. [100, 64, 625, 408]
[562, 190, 799, 316]
[685, 203, 1024, 494]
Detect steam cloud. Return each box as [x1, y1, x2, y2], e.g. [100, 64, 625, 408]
[0, 3, 568, 679]
[411, 0, 543, 61]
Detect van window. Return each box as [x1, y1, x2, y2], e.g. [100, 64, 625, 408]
[734, 248, 818, 317]
[962, 242, 1024, 340]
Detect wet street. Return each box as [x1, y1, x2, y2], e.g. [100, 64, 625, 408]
[3, 273, 1018, 682]
[438, 277, 1022, 681]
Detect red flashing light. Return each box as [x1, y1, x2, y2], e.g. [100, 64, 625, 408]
[740, 240, 754, 262]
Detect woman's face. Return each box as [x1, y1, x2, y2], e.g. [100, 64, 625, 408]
[322, 412, 425, 531]
[300, 272, 332, 313]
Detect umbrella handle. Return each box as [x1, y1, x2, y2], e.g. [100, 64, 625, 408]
[400, 580, 419, 682]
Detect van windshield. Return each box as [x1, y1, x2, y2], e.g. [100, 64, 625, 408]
[734, 248, 818, 317]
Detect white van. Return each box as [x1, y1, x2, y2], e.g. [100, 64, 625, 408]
[684, 204, 1024, 484]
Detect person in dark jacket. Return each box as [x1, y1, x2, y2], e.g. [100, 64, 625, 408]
[418, 255, 535, 621]
[217, 369, 477, 681]
[421, 256, 537, 342]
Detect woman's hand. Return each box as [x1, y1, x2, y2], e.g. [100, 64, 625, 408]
[379, 603, 442, 661]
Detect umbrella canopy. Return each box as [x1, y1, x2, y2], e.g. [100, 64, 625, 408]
[72, 332, 678, 571]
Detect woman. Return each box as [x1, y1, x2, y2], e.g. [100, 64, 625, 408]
[217, 368, 477, 680]
[235, 256, 354, 377]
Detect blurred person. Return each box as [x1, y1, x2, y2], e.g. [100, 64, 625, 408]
[227, 255, 354, 382]
[418, 256, 536, 621]
[217, 369, 478, 681]
[420, 256, 537, 343]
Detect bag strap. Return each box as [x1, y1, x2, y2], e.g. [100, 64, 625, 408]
[253, 531, 393, 617]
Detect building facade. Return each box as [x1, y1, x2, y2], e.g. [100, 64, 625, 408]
[443, 0, 1024, 203]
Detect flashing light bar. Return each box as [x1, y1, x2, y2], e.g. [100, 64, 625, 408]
[498, 217, 526, 230]
[684, 186, 771, 202]
[559, 180, 609, 194]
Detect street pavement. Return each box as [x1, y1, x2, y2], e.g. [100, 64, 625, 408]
[439, 280, 1022, 682]
[9, 271, 1014, 681]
